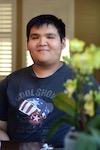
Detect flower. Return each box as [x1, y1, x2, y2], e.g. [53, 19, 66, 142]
[84, 90, 95, 117]
[47, 38, 100, 150]
[69, 38, 85, 52]
[64, 79, 77, 97]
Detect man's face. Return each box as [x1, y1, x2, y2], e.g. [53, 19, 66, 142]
[27, 24, 65, 66]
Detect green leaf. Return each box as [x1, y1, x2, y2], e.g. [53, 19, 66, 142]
[47, 117, 78, 140]
[88, 115, 100, 129]
[90, 128, 100, 136]
[54, 92, 78, 117]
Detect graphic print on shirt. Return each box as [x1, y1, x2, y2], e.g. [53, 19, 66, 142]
[19, 98, 53, 124]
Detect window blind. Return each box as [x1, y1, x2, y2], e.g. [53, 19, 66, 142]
[0, 3, 12, 76]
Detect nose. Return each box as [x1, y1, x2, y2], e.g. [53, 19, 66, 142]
[38, 37, 47, 47]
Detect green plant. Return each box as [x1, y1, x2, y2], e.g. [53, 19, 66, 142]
[48, 38, 100, 150]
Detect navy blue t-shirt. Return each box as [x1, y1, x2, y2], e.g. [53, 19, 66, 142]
[0, 64, 75, 142]
[0, 63, 99, 143]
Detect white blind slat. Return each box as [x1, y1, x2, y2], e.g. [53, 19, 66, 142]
[0, 3, 12, 77]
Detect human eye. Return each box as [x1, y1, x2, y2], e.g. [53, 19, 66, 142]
[30, 34, 39, 39]
[47, 34, 56, 39]
[48, 36, 54, 39]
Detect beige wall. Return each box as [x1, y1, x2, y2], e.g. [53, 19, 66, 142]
[75, 0, 100, 82]
[75, 0, 100, 45]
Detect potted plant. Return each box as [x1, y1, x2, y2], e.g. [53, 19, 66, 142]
[48, 38, 100, 150]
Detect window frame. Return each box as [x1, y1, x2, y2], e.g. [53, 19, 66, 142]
[0, 0, 17, 80]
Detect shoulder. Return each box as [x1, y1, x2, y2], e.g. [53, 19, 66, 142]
[9, 65, 32, 78]
[0, 65, 32, 86]
[11, 65, 32, 76]
[55, 63, 74, 80]
[62, 63, 74, 75]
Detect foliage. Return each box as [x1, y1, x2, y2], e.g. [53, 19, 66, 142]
[48, 38, 100, 150]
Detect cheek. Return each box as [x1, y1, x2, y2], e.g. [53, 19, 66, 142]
[50, 40, 61, 48]
[52, 42, 62, 52]
[27, 42, 36, 51]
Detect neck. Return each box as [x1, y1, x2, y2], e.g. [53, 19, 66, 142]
[32, 62, 63, 78]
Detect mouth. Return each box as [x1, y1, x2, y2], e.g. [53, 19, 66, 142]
[37, 49, 49, 52]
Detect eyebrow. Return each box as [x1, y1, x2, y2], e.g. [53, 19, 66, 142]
[30, 33, 39, 37]
[30, 33, 57, 37]
[46, 33, 57, 36]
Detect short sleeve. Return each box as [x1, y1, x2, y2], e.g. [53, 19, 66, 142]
[0, 77, 9, 121]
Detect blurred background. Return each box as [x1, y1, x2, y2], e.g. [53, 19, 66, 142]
[0, 0, 100, 82]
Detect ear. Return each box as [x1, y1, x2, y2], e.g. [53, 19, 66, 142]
[61, 38, 66, 50]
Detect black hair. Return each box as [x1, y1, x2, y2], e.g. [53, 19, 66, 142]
[26, 14, 66, 41]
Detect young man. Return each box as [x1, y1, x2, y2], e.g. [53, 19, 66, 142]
[0, 14, 98, 143]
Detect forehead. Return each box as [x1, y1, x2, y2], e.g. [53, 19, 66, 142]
[30, 24, 59, 34]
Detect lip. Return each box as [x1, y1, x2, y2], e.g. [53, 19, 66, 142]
[37, 49, 49, 51]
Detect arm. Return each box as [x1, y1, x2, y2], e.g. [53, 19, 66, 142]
[0, 78, 10, 141]
[0, 121, 10, 141]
